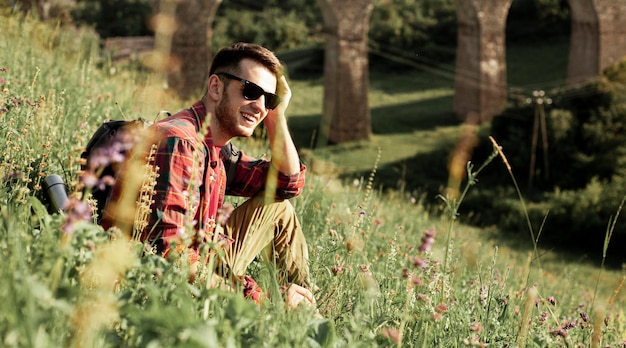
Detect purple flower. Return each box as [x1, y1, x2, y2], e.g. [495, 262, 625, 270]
[412, 256, 427, 270]
[418, 229, 436, 253]
[86, 126, 139, 171]
[61, 197, 93, 234]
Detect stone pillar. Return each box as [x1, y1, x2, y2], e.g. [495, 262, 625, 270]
[318, 0, 374, 145]
[151, 0, 222, 99]
[567, 0, 626, 84]
[454, 0, 512, 122]
[171, 0, 222, 99]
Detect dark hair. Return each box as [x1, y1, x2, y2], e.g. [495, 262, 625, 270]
[209, 42, 283, 77]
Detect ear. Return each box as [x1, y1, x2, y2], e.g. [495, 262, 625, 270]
[206, 74, 223, 103]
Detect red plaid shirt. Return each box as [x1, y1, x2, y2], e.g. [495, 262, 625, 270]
[104, 101, 306, 258]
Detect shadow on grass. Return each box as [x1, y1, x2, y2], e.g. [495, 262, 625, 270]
[288, 95, 459, 150]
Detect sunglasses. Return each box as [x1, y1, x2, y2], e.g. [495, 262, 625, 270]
[216, 72, 282, 110]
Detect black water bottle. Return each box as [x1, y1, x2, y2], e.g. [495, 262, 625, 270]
[43, 174, 68, 213]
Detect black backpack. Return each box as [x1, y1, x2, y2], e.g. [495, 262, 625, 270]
[80, 117, 241, 220]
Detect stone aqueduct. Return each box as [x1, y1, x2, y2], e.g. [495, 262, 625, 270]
[454, 0, 626, 122]
[104, 0, 625, 140]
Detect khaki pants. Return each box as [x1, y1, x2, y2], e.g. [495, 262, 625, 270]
[217, 195, 310, 288]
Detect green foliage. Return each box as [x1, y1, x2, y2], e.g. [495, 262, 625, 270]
[466, 57, 626, 256]
[212, 7, 314, 53]
[370, 0, 456, 48]
[369, 0, 457, 68]
[71, 0, 153, 38]
[506, 0, 571, 42]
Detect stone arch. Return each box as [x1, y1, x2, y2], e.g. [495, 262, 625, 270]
[453, 0, 626, 122]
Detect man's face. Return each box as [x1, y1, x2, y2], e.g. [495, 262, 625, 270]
[214, 59, 277, 139]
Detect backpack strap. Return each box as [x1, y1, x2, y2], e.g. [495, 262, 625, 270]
[220, 142, 241, 191]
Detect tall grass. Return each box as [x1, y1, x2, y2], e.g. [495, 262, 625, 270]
[1, 12, 625, 347]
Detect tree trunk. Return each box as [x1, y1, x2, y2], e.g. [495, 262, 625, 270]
[317, 0, 374, 146]
[151, 0, 222, 100]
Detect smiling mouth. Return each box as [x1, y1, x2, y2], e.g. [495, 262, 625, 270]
[242, 113, 257, 124]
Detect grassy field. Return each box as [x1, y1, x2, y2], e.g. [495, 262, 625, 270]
[1, 12, 624, 347]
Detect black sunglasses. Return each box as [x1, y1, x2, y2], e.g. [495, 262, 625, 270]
[216, 72, 282, 110]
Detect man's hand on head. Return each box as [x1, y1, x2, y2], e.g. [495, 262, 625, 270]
[266, 75, 291, 125]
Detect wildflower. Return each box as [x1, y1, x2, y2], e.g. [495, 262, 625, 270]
[579, 311, 589, 323]
[547, 296, 556, 306]
[401, 268, 410, 279]
[463, 335, 487, 348]
[412, 276, 423, 287]
[217, 203, 234, 226]
[345, 240, 355, 253]
[216, 233, 234, 248]
[549, 328, 568, 338]
[538, 311, 548, 324]
[380, 327, 400, 345]
[332, 262, 344, 275]
[469, 321, 483, 333]
[416, 293, 430, 303]
[434, 303, 448, 314]
[418, 229, 436, 253]
[479, 285, 488, 304]
[563, 320, 576, 330]
[61, 197, 93, 235]
[329, 228, 337, 237]
[412, 256, 427, 270]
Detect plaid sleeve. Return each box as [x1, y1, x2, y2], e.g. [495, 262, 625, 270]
[226, 150, 306, 199]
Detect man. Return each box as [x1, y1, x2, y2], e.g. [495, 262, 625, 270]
[102, 42, 313, 307]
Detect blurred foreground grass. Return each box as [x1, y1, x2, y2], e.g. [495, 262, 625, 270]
[1, 12, 624, 347]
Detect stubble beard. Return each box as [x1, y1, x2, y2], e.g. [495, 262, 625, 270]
[214, 93, 254, 139]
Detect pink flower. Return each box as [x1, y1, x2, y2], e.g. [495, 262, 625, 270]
[418, 229, 436, 253]
[381, 327, 400, 345]
[412, 256, 427, 270]
[217, 203, 234, 226]
[435, 303, 448, 314]
[332, 262, 344, 275]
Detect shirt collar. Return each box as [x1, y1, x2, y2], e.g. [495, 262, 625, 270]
[190, 100, 217, 147]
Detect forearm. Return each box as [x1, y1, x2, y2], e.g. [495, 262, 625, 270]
[266, 115, 300, 175]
